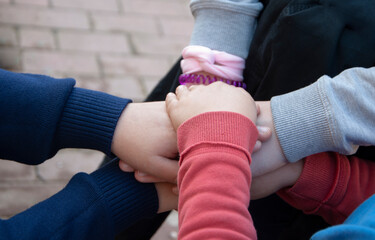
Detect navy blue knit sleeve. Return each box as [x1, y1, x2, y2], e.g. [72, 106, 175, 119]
[0, 159, 159, 240]
[0, 69, 131, 164]
[0, 69, 75, 164]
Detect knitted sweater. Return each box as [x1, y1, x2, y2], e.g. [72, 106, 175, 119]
[0, 69, 158, 240]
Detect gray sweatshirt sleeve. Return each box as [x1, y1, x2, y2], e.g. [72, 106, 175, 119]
[189, 0, 263, 59]
[271, 67, 375, 162]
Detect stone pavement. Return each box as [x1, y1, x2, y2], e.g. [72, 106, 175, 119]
[0, 0, 193, 239]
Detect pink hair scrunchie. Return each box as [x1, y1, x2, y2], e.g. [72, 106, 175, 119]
[181, 45, 245, 81]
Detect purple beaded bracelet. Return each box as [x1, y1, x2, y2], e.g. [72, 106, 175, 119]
[179, 73, 247, 89]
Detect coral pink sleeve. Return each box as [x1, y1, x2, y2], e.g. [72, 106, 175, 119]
[278, 152, 375, 225]
[177, 112, 258, 240]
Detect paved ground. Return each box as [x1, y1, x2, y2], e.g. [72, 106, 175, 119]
[0, 0, 193, 239]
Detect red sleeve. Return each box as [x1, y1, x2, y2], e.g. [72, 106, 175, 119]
[277, 152, 375, 225]
[177, 112, 258, 240]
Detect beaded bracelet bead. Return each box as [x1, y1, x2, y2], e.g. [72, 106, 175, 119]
[179, 73, 247, 89]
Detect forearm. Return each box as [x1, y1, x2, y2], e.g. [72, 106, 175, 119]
[177, 112, 258, 239]
[189, 0, 263, 58]
[271, 67, 375, 162]
[278, 152, 375, 225]
[0, 159, 158, 240]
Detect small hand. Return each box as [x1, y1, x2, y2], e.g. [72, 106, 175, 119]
[112, 101, 179, 183]
[251, 101, 288, 177]
[166, 82, 257, 130]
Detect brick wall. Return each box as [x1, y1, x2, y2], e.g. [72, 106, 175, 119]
[0, 0, 192, 238]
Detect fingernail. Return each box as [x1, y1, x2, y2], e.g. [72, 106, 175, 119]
[137, 171, 148, 177]
[119, 162, 134, 171]
[257, 126, 270, 134]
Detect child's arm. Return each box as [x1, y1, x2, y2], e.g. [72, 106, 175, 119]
[189, 0, 263, 59]
[0, 159, 176, 240]
[271, 67, 375, 163]
[180, 1, 263, 86]
[277, 152, 375, 225]
[250, 67, 375, 177]
[166, 82, 258, 239]
[250, 151, 375, 226]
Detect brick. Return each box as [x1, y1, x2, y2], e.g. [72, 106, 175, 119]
[22, 50, 99, 76]
[37, 149, 104, 180]
[0, 48, 20, 70]
[15, 0, 48, 6]
[58, 31, 130, 53]
[20, 28, 55, 49]
[121, 0, 191, 17]
[0, 26, 17, 46]
[52, 0, 118, 12]
[142, 77, 160, 95]
[101, 54, 170, 78]
[159, 17, 194, 37]
[132, 35, 188, 57]
[0, 160, 35, 181]
[0, 6, 89, 30]
[105, 76, 145, 101]
[93, 14, 158, 34]
[0, 183, 65, 217]
[74, 76, 105, 92]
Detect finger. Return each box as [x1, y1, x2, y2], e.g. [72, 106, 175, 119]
[175, 85, 189, 99]
[252, 140, 262, 153]
[165, 92, 178, 111]
[119, 161, 135, 172]
[256, 103, 260, 115]
[155, 183, 178, 213]
[165, 92, 177, 105]
[135, 171, 165, 183]
[257, 126, 272, 142]
[187, 84, 198, 91]
[148, 156, 179, 183]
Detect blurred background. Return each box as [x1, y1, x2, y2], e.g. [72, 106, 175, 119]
[0, 0, 193, 239]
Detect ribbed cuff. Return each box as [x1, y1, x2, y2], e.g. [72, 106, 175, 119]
[278, 153, 349, 214]
[57, 88, 131, 156]
[91, 159, 158, 234]
[189, 1, 263, 59]
[177, 112, 258, 162]
[270, 81, 334, 162]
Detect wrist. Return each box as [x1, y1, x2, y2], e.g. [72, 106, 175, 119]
[111, 103, 134, 156]
[283, 160, 305, 188]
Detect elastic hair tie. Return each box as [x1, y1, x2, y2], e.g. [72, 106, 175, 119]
[180, 46, 245, 82]
[179, 73, 246, 89]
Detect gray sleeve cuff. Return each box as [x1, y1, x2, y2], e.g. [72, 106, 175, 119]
[271, 67, 375, 163]
[189, 0, 263, 59]
[270, 79, 335, 162]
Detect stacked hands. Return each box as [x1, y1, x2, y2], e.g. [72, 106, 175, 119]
[111, 82, 303, 212]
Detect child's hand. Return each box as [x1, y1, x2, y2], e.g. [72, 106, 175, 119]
[165, 82, 257, 130]
[112, 101, 179, 183]
[251, 101, 288, 177]
[251, 160, 304, 200]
